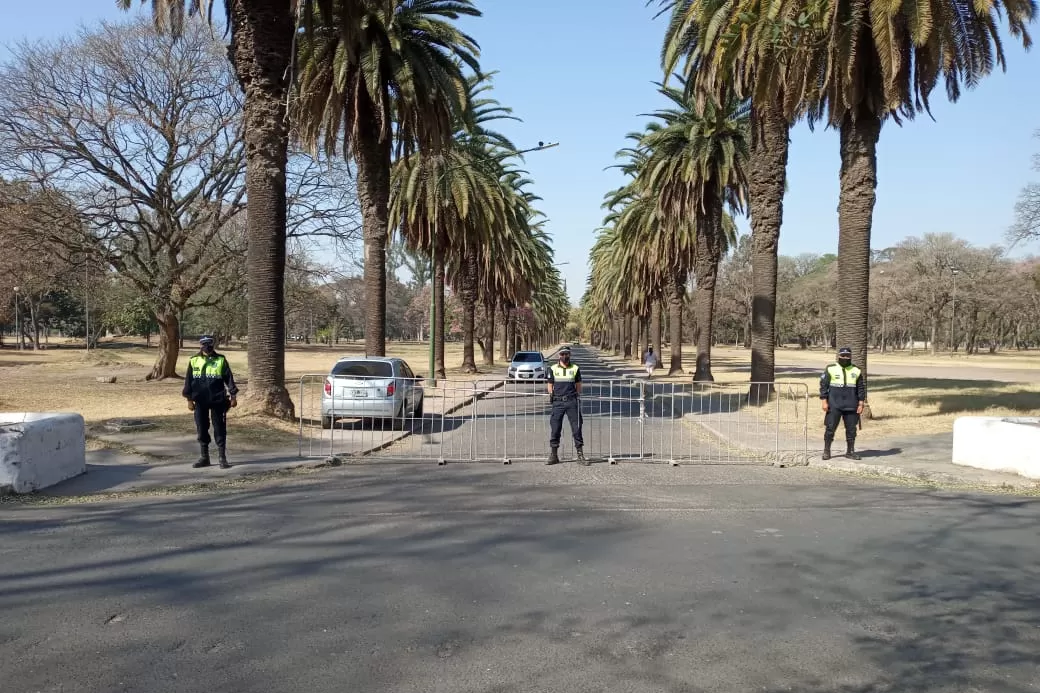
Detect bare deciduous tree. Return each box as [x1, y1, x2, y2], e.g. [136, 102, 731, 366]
[0, 18, 245, 379]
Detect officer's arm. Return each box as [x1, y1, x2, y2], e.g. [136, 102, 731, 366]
[546, 370, 554, 396]
[574, 366, 582, 395]
[857, 371, 866, 403]
[182, 362, 193, 399]
[223, 360, 239, 398]
[819, 369, 829, 400]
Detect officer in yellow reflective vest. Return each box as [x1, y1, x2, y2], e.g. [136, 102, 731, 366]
[182, 336, 238, 469]
[546, 346, 588, 465]
[819, 346, 866, 460]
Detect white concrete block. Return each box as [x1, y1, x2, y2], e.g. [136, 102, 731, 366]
[0, 413, 87, 494]
[952, 416, 1040, 480]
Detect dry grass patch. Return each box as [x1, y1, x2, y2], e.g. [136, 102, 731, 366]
[0, 339, 489, 450]
[595, 346, 1040, 441]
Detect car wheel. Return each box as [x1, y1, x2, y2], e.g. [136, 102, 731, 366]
[413, 398, 424, 418]
[321, 416, 333, 430]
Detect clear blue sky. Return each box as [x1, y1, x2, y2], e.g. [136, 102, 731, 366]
[5, 1, 1040, 303]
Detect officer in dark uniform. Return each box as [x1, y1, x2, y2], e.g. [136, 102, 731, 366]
[546, 346, 587, 465]
[183, 335, 238, 469]
[819, 346, 866, 460]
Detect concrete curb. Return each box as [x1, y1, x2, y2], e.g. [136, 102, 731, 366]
[809, 457, 1040, 491]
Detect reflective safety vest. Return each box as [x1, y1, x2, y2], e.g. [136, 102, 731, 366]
[189, 354, 228, 380]
[550, 364, 579, 381]
[821, 362, 864, 410]
[824, 363, 861, 388]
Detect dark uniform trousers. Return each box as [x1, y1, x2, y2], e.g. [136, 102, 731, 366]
[549, 395, 583, 449]
[824, 408, 859, 445]
[194, 400, 229, 448]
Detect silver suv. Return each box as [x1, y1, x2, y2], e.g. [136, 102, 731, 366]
[507, 351, 547, 382]
[320, 357, 424, 429]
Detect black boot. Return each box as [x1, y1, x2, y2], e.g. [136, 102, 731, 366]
[192, 444, 211, 468]
[576, 447, 589, 466]
[546, 447, 559, 465]
[846, 442, 861, 461]
[218, 446, 232, 469]
[822, 440, 832, 461]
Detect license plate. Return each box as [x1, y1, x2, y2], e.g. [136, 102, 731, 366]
[351, 389, 369, 398]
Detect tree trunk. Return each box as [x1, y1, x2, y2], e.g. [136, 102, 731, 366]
[634, 315, 644, 362]
[481, 297, 495, 366]
[229, 0, 294, 419]
[500, 302, 510, 361]
[930, 317, 938, 356]
[147, 310, 180, 381]
[650, 302, 662, 356]
[354, 93, 391, 358]
[622, 315, 632, 358]
[434, 249, 446, 379]
[693, 200, 723, 383]
[836, 107, 882, 380]
[459, 249, 478, 373]
[748, 102, 789, 402]
[664, 269, 685, 375]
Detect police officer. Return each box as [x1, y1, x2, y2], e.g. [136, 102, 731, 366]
[183, 335, 238, 469]
[546, 346, 587, 465]
[819, 346, 866, 460]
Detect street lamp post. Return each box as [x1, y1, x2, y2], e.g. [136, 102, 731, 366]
[426, 141, 559, 386]
[13, 286, 22, 351]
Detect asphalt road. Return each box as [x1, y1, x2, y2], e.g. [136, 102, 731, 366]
[2, 465, 1038, 693]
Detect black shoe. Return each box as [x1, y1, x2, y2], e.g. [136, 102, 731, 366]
[194, 444, 211, 468]
[217, 447, 231, 469]
[546, 448, 560, 465]
[822, 442, 832, 461]
[846, 444, 861, 461]
[576, 448, 590, 466]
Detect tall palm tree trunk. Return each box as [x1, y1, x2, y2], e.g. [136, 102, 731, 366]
[228, 0, 294, 418]
[664, 269, 685, 375]
[460, 249, 478, 373]
[634, 315, 644, 362]
[650, 302, 662, 355]
[748, 102, 790, 404]
[836, 107, 881, 386]
[499, 302, 510, 361]
[482, 297, 495, 366]
[434, 249, 446, 379]
[693, 206, 723, 382]
[354, 96, 391, 358]
[622, 315, 632, 358]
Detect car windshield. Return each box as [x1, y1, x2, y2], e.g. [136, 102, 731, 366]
[512, 353, 543, 363]
[331, 361, 393, 378]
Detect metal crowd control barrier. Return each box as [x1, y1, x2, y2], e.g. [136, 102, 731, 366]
[298, 375, 809, 465]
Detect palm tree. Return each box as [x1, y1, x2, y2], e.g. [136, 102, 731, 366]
[660, 0, 794, 400]
[722, 0, 1036, 375]
[636, 81, 749, 381]
[293, 0, 480, 357]
[122, 0, 308, 419]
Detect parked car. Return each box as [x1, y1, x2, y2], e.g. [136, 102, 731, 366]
[320, 357, 423, 429]
[507, 351, 548, 382]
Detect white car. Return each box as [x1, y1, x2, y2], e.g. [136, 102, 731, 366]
[320, 357, 424, 429]
[507, 351, 548, 382]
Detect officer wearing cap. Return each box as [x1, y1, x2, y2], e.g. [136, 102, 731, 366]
[819, 346, 866, 460]
[546, 346, 587, 465]
[183, 335, 238, 469]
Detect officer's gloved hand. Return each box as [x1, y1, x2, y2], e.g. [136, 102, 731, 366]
[187, 399, 195, 412]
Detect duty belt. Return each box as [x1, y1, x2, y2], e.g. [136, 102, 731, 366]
[552, 394, 578, 402]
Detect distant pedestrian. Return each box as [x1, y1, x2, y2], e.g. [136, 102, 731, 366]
[819, 346, 866, 460]
[546, 346, 587, 466]
[643, 345, 658, 379]
[183, 335, 238, 469]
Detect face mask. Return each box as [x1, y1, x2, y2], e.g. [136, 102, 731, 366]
[838, 357, 851, 366]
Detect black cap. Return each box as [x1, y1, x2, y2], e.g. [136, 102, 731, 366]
[838, 347, 852, 356]
[200, 335, 215, 346]
[559, 346, 571, 355]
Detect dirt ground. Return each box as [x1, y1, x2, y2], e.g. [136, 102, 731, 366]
[0, 338, 475, 448]
[620, 344, 1040, 440]
[3, 338, 1038, 445]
